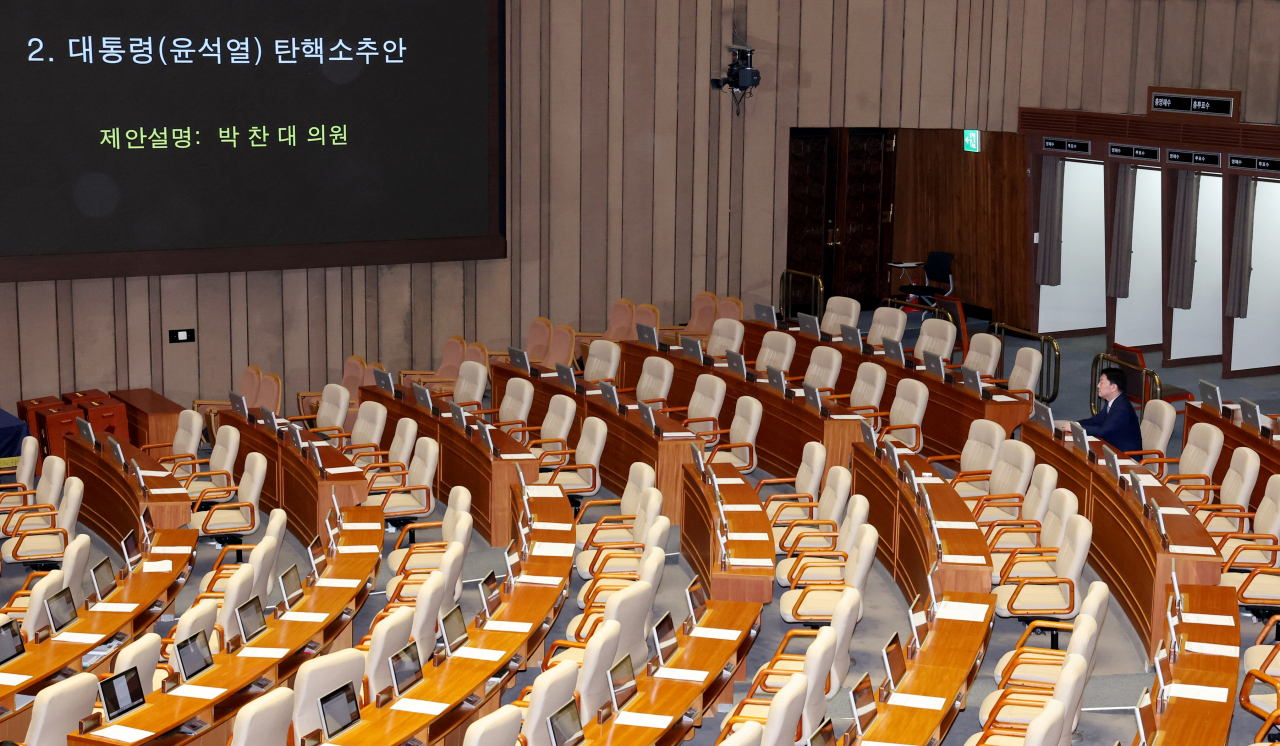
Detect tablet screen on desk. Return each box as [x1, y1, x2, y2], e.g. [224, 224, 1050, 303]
[373, 368, 395, 394]
[1241, 397, 1263, 432]
[230, 392, 249, 420]
[685, 578, 708, 626]
[608, 655, 638, 711]
[106, 436, 126, 467]
[651, 611, 678, 666]
[318, 682, 362, 741]
[555, 363, 577, 392]
[508, 347, 531, 376]
[308, 536, 328, 577]
[1135, 688, 1156, 746]
[0, 620, 24, 667]
[766, 365, 786, 393]
[92, 558, 117, 602]
[236, 597, 268, 644]
[75, 416, 96, 447]
[681, 336, 704, 364]
[449, 400, 468, 431]
[280, 564, 304, 611]
[962, 366, 983, 395]
[1069, 421, 1088, 459]
[883, 338, 905, 366]
[120, 529, 141, 572]
[881, 632, 905, 690]
[922, 351, 945, 379]
[46, 587, 77, 634]
[849, 672, 877, 737]
[440, 605, 469, 654]
[804, 719, 835, 746]
[1198, 379, 1222, 412]
[546, 698, 585, 746]
[797, 312, 821, 339]
[176, 629, 214, 682]
[638, 402, 658, 432]
[840, 325, 863, 353]
[1032, 400, 1054, 432]
[413, 383, 434, 411]
[479, 570, 501, 619]
[389, 641, 423, 698]
[99, 667, 146, 723]
[727, 350, 748, 379]
[637, 324, 659, 349]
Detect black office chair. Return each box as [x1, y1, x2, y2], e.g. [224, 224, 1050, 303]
[898, 252, 954, 307]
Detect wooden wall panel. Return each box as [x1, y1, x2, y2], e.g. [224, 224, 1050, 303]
[376, 265, 412, 385]
[195, 273, 231, 401]
[548, 0, 582, 329]
[281, 269, 310, 417]
[0, 285, 19, 411]
[652, 0, 680, 323]
[17, 282, 59, 400]
[55, 281, 74, 393]
[70, 278, 117, 393]
[125, 277, 152, 390]
[159, 275, 199, 407]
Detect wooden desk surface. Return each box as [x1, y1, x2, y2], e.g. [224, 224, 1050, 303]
[65, 436, 192, 550]
[1184, 402, 1280, 512]
[680, 463, 775, 603]
[69, 508, 384, 746]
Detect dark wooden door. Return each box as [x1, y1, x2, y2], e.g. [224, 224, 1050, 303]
[785, 128, 895, 311]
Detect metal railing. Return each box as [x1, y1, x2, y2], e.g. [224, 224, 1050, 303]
[778, 270, 824, 321]
[1089, 353, 1162, 415]
[991, 323, 1061, 404]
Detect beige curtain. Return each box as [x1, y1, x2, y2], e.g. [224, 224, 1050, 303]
[1035, 156, 1065, 286]
[1167, 169, 1200, 310]
[1107, 164, 1137, 298]
[1225, 176, 1257, 318]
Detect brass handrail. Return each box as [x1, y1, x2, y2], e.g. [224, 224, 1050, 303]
[990, 323, 1061, 404]
[1089, 353, 1162, 416]
[778, 270, 824, 321]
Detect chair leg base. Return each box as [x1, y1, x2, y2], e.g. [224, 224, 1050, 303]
[1020, 616, 1064, 650]
[23, 561, 59, 572]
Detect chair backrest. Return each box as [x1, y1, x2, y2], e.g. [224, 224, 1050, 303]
[526, 318, 555, 361]
[643, 517, 672, 559]
[964, 333, 1002, 376]
[452, 361, 489, 406]
[836, 493, 870, 553]
[850, 363, 887, 410]
[630, 488, 664, 543]
[576, 619, 621, 720]
[114, 632, 162, 695]
[463, 706, 524, 746]
[686, 375, 727, 433]
[1024, 699, 1066, 746]
[465, 342, 491, 378]
[316, 384, 351, 431]
[912, 318, 956, 363]
[990, 440, 1035, 497]
[239, 366, 263, 406]
[444, 513, 474, 551]
[167, 600, 218, 667]
[637, 357, 675, 403]
[795, 442, 827, 502]
[1255, 475, 1280, 537]
[1065, 614, 1100, 680]
[729, 397, 764, 465]
[261, 512, 286, 581]
[246, 536, 278, 605]
[257, 372, 282, 413]
[618, 462, 657, 515]
[542, 395, 578, 441]
[437, 336, 467, 379]
[498, 379, 535, 431]
[1022, 464, 1059, 524]
[443, 484, 473, 520]
[172, 411, 202, 461]
[817, 466, 852, 523]
[438, 542, 467, 601]
[923, 251, 954, 283]
[25, 672, 99, 746]
[604, 299, 637, 340]
[756, 331, 796, 373]
[635, 303, 660, 330]
[341, 357, 366, 399]
[1078, 582, 1111, 632]
[759, 674, 807, 746]
[584, 341, 622, 382]
[229, 688, 294, 746]
[820, 296, 860, 336]
[844, 524, 879, 591]
[687, 292, 719, 333]
[34, 455, 64, 508]
[365, 607, 413, 699]
[888, 380, 930, 448]
[706, 318, 746, 357]
[238, 451, 269, 515]
[520, 662, 580, 746]
[24, 570, 64, 635]
[1221, 446, 1261, 510]
[1009, 347, 1043, 394]
[575, 418, 608, 469]
[1110, 344, 1147, 403]
[804, 346, 842, 390]
[1140, 400, 1176, 454]
[351, 401, 388, 448]
[62, 534, 91, 607]
[216, 565, 255, 650]
[1055, 516, 1093, 590]
[1181, 422, 1225, 480]
[412, 571, 448, 664]
[387, 417, 418, 469]
[544, 325, 578, 369]
[210, 425, 241, 478]
[1050, 655, 1088, 746]
[866, 307, 907, 346]
[800, 627, 836, 734]
[1041, 488, 1079, 548]
[605, 581, 653, 665]
[718, 296, 744, 320]
[56, 478, 84, 542]
[829, 588, 861, 685]
[960, 419, 1005, 474]
[292, 649, 367, 741]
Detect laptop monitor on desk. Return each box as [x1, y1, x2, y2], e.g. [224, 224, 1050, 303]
[883, 338, 905, 366]
[99, 667, 147, 723]
[46, 587, 77, 634]
[681, 336, 704, 364]
[372, 367, 394, 394]
[839, 325, 863, 353]
[508, 347, 531, 376]
[1069, 421, 1089, 459]
[106, 436, 126, 467]
[439, 605, 469, 656]
[797, 312, 821, 339]
[91, 558, 117, 602]
[547, 698, 585, 746]
[280, 564, 305, 611]
[651, 611, 679, 666]
[389, 641, 424, 698]
[608, 655, 638, 711]
[412, 383, 434, 411]
[75, 417, 95, 447]
[176, 629, 215, 682]
[0, 620, 24, 667]
[1032, 400, 1054, 432]
[766, 365, 787, 394]
[318, 682, 362, 741]
[236, 597, 268, 644]
[1198, 380, 1223, 412]
[727, 350, 749, 380]
[804, 719, 836, 746]
[555, 363, 577, 392]
[961, 366, 984, 395]
[849, 673, 877, 738]
[230, 393, 249, 420]
[120, 529, 142, 572]
[881, 632, 906, 691]
[753, 302, 778, 326]
[685, 578, 708, 626]
[637, 324, 659, 349]
[1241, 397, 1265, 433]
[922, 351, 946, 380]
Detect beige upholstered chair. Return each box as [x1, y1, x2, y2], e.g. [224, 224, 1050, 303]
[187, 451, 265, 540]
[708, 396, 763, 473]
[926, 419, 1005, 493]
[114, 633, 163, 695]
[721, 675, 807, 746]
[288, 383, 348, 433]
[775, 492, 867, 587]
[635, 303, 660, 330]
[358, 417, 417, 488]
[718, 722, 763, 746]
[361, 606, 412, 701]
[719, 296, 744, 320]
[865, 307, 907, 348]
[228, 688, 294, 746]
[561, 580, 653, 666]
[333, 401, 387, 463]
[543, 324, 578, 370]
[363, 436, 438, 520]
[575, 488, 663, 579]
[662, 374, 727, 445]
[581, 340, 621, 383]
[0, 467, 79, 536]
[155, 600, 218, 688]
[727, 628, 833, 738]
[574, 545, 664, 614]
[0, 453, 61, 510]
[618, 356, 674, 407]
[179, 425, 239, 501]
[473, 378, 534, 434]
[1214, 475, 1280, 583]
[789, 346, 841, 393]
[194, 364, 261, 442]
[977, 655, 1085, 746]
[291, 649, 366, 739]
[23, 672, 99, 746]
[686, 292, 719, 333]
[989, 347, 1042, 403]
[524, 318, 555, 361]
[140, 412, 201, 478]
[974, 462, 1057, 524]
[298, 355, 363, 421]
[824, 362, 887, 423]
[1141, 421, 1224, 502]
[990, 583, 1109, 683]
[436, 361, 487, 412]
[400, 337, 465, 387]
[386, 486, 472, 577]
[820, 296, 860, 337]
[772, 465, 851, 555]
[706, 318, 746, 357]
[0, 535, 89, 618]
[463, 705, 523, 746]
[991, 615, 1098, 692]
[1178, 445, 1259, 513]
[876, 379, 930, 453]
[1125, 399, 1177, 474]
[465, 342, 492, 383]
[536, 417, 608, 496]
[988, 488, 1078, 584]
[759, 442, 826, 525]
[964, 698, 1065, 746]
[0, 436, 36, 500]
[517, 662, 579, 746]
[514, 394, 577, 459]
[1, 477, 82, 566]
[955, 438, 1035, 504]
[206, 564, 254, 650]
[779, 524, 878, 624]
[575, 462, 656, 546]
[197, 510, 286, 597]
[571, 619, 621, 720]
[751, 331, 796, 374]
[960, 333, 1003, 377]
[994, 515, 1092, 622]
[385, 540, 465, 604]
[19, 569, 64, 636]
[909, 317, 957, 364]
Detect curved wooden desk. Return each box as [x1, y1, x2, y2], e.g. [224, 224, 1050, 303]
[680, 463, 776, 604]
[68, 508, 383, 746]
[358, 385, 538, 547]
[108, 389, 186, 458]
[1185, 402, 1280, 511]
[66, 436, 193, 549]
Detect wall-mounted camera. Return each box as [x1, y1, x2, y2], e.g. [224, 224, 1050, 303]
[712, 44, 760, 115]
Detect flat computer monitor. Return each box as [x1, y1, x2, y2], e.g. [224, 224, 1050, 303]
[681, 336, 704, 364]
[236, 597, 268, 644]
[1241, 397, 1265, 433]
[1198, 379, 1223, 412]
[849, 673, 877, 738]
[1129, 472, 1149, 510]
[797, 312, 821, 339]
[120, 529, 142, 572]
[448, 400, 467, 431]
[324, 509, 340, 546]
[259, 406, 279, 431]
[546, 698, 585, 746]
[91, 557, 117, 601]
[839, 325, 863, 353]
[106, 436, 126, 467]
[907, 593, 930, 650]
[651, 611, 678, 666]
[46, 587, 77, 634]
[685, 578, 708, 626]
[689, 442, 706, 479]
[1154, 641, 1172, 703]
[1032, 400, 1054, 432]
[803, 383, 821, 411]
[859, 419, 876, 451]
[478, 421, 497, 455]
[317, 682, 362, 741]
[883, 338, 905, 366]
[230, 392, 249, 420]
[1069, 421, 1089, 459]
[753, 302, 777, 325]
[1102, 444, 1122, 483]
[804, 719, 836, 746]
[389, 641, 423, 698]
[637, 324, 659, 349]
[287, 422, 305, 450]
[175, 629, 215, 682]
[439, 605, 469, 655]
[608, 655, 638, 711]
[373, 367, 394, 393]
[881, 632, 906, 691]
[961, 366, 984, 395]
[75, 417, 95, 447]
[508, 347, 532, 376]
[922, 351, 946, 380]
[765, 365, 786, 393]
[726, 350, 748, 379]
[0, 620, 24, 667]
[308, 535, 328, 577]
[1134, 688, 1157, 746]
[412, 382, 434, 411]
[638, 402, 658, 433]
[555, 363, 577, 392]
[599, 380, 622, 412]
[479, 570, 502, 620]
[280, 564, 305, 611]
[99, 667, 147, 723]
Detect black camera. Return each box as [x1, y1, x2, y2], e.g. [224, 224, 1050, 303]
[711, 44, 760, 92]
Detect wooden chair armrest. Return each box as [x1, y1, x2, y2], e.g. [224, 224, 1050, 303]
[200, 502, 257, 535]
[1002, 577, 1076, 616]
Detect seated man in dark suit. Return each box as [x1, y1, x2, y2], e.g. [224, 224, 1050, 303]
[1066, 367, 1143, 453]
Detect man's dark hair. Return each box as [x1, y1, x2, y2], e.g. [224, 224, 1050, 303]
[1099, 367, 1127, 396]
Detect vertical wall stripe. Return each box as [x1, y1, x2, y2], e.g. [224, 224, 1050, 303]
[431, 264, 465, 369]
[158, 275, 198, 406]
[606, 0, 626, 310]
[917, 0, 958, 128]
[1131, 0, 1160, 114]
[673, 0, 699, 322]
[228, 272, 248, 381]
[846, 0, 885, 125]
[281, 269, 310, 416]
[0, 285, 19, 409]
[18, 282, 58, 400]
[622, 0, 657, 303]
[798, 0, 835, 127]
[549, 0, 583, 328]
[899, 0, 926, 127]
[112, 278, 129, 391]
[579, 0, 611, 333]
[306, 269, 327, 391]
[690, 0, 712, 299]
[740, 0, 779, 306]
[195, 273, 231, 400]
[410, 263, 434, 370]
[775, 0, 802, 289]
[375, 265, 412, 381]
[70, 278, 117, 393]
[55, 281, 75, 393]
[652, 0, 680, 324]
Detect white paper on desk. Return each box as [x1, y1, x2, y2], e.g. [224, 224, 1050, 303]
[453, 646, 507, 661]
[830, 414, 863, 420]
[316, 578, 362, 588]
[532, 522, 573, 531]
[861, 739, 914, 746]
[391, 698, 449, 715]
[1158, 507, 1189, 516]
[654, 667, 711, 683]
[614, 711, 674, 729]
[831, 336, 843, 342]
[727, 532, 771, 541]
[94, 725, 155, 743]
[147, 487, 187, 495]
[53, 632, 101, 644]
[1138, 474, 1162, 488]
[500, 453, 537, 460]
[662, 432, 697, 439]
[789, 327, 801, 332]
[238, 646, 289, 659]
[690, 627, 741, 641]
[713, 363, 729, 368]
[0, 673, 31, 686]
[1184, 641, 1239, 657]
[992, 395, 1017, 403]
[92, 603, 139, 613]
[934, 521, 980, 531]
[1166, 683, 1228, 702]
[916, 477, 945, 484]
[887, 692, 946, 710]
[149, 546, 191, 555]
[325, 466, 363, 475]
[281, 611, 328, 623]
[585, 390, 602, 396]
[790, 389, 805, 397]
[715, 477, 745, 485]
[721, 504, 762, 512]
[912, 611, 928, 627]
[439, 412, 452, 418]
[626, 404, 640, 410]
[342, 522, 381, 531]
[139, 470, 169, 478]
[483, 620, 534, 633]
[873, 350, 885, 356]
[141, 560, 172, 573]
[516, 574, 562, 586]
[541, 372, 559, 378]
[337, 545, 381, 554]
[942, 554, 987, 565]
[171, 684, 228, 699]
[1169, 545, 1216, 556]
[934, 601, 989, 622]
[1180, 612, 1235, 626]
[728, 557, 772, 567]
[299, 440, 332, 447]
[526, 485, 563, 498]
[531, 542, 575, 557]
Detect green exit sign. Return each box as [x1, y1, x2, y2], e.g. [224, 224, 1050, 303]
[963, 129, 981, 152]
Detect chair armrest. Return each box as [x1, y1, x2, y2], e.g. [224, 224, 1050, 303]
[574, 499, 622, 526]
[200, 502, 257, 535]
[1001, 577, 1076, 616]
[548, 464, 599, 494]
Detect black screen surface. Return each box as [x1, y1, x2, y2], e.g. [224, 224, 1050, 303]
[1, 1, 492, 259]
